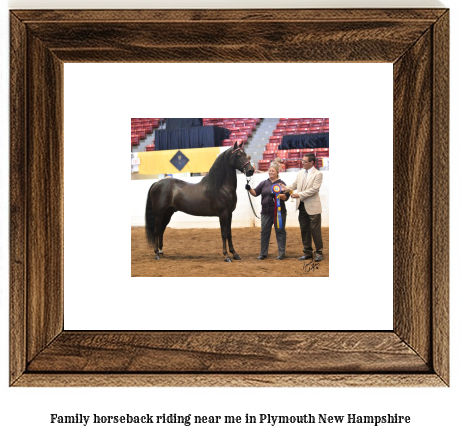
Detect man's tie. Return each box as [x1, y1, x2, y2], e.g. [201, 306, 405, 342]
[302, 169, 309, 188]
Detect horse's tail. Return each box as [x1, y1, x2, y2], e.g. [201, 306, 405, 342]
[145, 184, 156, 246]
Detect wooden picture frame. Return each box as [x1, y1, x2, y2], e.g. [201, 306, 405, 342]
[10, 9, 449, 387]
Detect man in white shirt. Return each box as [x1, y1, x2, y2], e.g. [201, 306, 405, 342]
[282, 153, 324, 261]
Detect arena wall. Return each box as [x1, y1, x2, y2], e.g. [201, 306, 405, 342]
[131, 171, 329, 229]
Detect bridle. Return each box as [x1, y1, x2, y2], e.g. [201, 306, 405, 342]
[230, 146, 260, 219]
[241, 160, 253, 174]
[231, 146, 253, 175]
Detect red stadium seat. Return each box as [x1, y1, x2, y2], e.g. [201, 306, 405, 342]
[142, 124, 153, 134]
[263, 151, 276, 160]
[229, 132, 248, 143]
[286, 159, 302, 170]
[258, 159, 271, 171]
[288, 149, 302, 159]
[243, 120, 256, 129]
[316, 148, 330, 158]
[236, 132, 248, 143]
[269, 136, 282, 144]
[240, 126, 253, 136]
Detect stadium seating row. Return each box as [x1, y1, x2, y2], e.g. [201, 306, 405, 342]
[257, 149, 329, 171]
[263, 118, 329, 148]
[262, 148, 329, 160]
[257, 117, 329, 171]
[276, 120, 328, 129]
[131, 118, 164, 148]
[204, 118, 261, 144]
[203, 118, 261, 125]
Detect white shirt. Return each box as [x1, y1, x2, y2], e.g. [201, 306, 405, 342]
[302, 166, 313, 185]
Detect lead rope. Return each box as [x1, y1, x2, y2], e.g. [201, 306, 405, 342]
[246, 177, 261, 220]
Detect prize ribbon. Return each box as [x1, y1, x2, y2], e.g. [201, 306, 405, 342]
[271, 184, 284, 229]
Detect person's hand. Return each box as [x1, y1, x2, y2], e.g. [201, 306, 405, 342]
[291, 193, 300, 199]
[279, 194, 287, 201]
[280, 184, 286, 192]
[245, 184, 251, 191]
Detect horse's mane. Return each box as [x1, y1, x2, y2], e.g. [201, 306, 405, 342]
[203, 148, 234, 198]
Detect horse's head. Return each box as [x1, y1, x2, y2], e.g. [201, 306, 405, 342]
[230, 142, 255, 177]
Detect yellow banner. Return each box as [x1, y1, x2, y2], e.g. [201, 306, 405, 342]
[138, 148, 222, 175]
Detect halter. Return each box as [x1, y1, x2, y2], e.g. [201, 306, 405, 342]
[242, 160, 253, 173]
[231, 145, 253, 174]
[231, 146, 260, 219]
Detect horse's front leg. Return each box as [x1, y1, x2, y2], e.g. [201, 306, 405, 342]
[219, 213, 232, 262]
[227, 211, 241, 260]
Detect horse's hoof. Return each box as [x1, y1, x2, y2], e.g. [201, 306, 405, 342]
[159, 250, 164, 255]
[155, 255, 160, 260]
[224, 258, 232, 263]
[233, 254, 241, 260]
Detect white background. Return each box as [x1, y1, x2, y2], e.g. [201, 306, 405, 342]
[64, 63, 391, 331]
[1, 1, 459, 436]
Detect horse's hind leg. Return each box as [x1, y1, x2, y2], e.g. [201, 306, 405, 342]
[227, 211, 241, 260]
[153, 212, 165, 260]
[159, 208, 175, 255]
[219, 213, 232, 262]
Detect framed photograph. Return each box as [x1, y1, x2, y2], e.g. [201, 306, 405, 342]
[10, 9, 449, 387]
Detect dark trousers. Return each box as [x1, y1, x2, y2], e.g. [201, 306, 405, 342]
[260, 213, 286, 257]
[298, 203, 323, 255]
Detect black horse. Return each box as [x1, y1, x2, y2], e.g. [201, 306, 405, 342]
[145, 142, 254, 262]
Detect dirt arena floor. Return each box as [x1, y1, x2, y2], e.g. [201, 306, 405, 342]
[132, 226, 329, 277]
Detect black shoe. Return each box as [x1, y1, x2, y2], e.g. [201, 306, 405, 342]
[276, 255, 285, 260]
[298, 254, 313, 261]
[257, 255, 267, 260]
[315, 253, 323, 262]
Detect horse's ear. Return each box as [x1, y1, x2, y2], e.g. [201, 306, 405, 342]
[233, 141, 238, 149]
